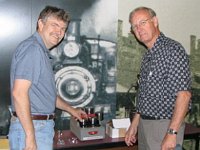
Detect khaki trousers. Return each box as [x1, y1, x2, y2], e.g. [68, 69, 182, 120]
[138, 118, 185, 150]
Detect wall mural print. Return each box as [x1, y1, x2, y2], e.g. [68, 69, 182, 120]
[0, 0, 117, 133]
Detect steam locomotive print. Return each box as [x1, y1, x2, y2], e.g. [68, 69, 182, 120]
[50, 19, 116, 120]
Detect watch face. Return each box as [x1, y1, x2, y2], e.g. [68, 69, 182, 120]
[63, 42, 80, 58]
[167, 128, 177, 134]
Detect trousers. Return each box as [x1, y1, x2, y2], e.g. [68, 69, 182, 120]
[138, 118, 185, 150]
[8, 116, 55, 150]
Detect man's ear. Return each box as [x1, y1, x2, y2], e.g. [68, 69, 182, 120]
[152, 16, 159, 28]
[130, 27, 134, 34]
[37, 19, 44, 31]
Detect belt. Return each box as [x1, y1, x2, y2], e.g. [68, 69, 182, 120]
[141, 115, 161, 120]
[12, 112, 55, 120]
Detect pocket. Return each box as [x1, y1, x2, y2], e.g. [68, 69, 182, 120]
[33, 120, 47, 132]
[145, 72, 164, 97]
[34, 120, 55, 148]
[157, 120, 170, 141]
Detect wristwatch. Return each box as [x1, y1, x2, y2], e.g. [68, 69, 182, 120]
[167, 128, 178, 135]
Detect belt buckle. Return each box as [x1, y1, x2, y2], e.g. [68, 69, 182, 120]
[47, 114, 50, 120]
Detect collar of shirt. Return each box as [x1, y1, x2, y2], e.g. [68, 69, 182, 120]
[148, 32, 166, 54]
[33, 32, 50, 54]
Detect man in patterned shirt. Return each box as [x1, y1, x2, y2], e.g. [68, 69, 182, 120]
[125, 7, 191, 150]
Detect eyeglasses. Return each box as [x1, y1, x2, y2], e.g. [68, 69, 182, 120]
[131, 18, 152, 31]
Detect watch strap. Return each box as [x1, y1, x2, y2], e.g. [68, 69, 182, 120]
[167, 128, 178, 135]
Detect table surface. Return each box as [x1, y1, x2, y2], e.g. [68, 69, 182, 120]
[53, 130, 129, 150]
[53, 128, 131, 150]
[53, 123, 200, 150]
[184, 123, 200, 137]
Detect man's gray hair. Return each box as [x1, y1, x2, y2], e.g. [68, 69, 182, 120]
[129, 6, 156, 22]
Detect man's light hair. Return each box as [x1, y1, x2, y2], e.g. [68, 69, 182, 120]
[129, 6, 156, 22]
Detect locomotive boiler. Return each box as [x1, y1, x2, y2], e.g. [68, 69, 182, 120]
[50, 19, 117, 121]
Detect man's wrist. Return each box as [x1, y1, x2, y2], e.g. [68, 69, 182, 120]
[167, 128, 178, 135]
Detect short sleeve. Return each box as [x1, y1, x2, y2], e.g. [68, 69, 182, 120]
[14, 45, 41, 84]
[167, 46, 191, 94]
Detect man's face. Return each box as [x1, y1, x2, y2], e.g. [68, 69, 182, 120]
[130, 10, 159, 48]
[38, 16, 67, 49]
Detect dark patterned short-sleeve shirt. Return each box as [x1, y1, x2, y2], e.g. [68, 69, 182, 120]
[137, 33, 191, 119]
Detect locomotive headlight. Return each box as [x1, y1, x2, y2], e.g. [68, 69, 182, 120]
[63, 41, 80, 58]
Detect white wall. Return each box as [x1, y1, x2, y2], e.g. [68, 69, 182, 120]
[118, 0, 200, 54]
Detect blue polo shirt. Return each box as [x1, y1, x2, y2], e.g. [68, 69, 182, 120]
[10, 32, 57, 114]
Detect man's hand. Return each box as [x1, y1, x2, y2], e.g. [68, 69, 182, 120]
[125, 113, 140, 146]
[161, 134, 177, 150]
[70, 107, 87, 122]
[24, 135, 37, 150]
[125, 124, 138, 146]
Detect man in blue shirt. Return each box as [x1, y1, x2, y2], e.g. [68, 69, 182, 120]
[9, 6, 86, 150]
[125, 7, 191, 150]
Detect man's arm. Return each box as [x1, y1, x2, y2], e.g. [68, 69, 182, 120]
[161, 90, 191, 150]
[56, 96, 86, 121]
[168, 91, 191, 132]
[125, 112, 140, 146]
[12, 79, 37, 149]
